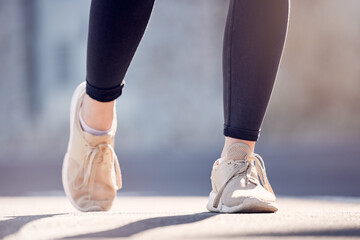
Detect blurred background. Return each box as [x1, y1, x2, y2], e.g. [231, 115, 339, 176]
[0, 0, 359, 197]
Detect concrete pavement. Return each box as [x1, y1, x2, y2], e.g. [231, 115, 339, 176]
[1, 196, 360, 239]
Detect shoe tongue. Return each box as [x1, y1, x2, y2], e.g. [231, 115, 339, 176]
[83, 131, 114, 147]
[225, 142, 252, 161]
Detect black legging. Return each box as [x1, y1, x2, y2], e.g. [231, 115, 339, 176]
[86, 0, 289, 141]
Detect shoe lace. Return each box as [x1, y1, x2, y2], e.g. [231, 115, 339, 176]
[73, 143, 122, 191]
[213, 153, 274, 208]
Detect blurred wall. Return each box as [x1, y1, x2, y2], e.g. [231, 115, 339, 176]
[263, 0, 360, 145]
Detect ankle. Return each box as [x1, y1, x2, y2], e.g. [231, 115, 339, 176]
[221, 137, 256, 158]
[81, 94, 115, 131]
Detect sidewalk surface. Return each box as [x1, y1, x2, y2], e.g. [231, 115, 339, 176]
[1, 196, 360, 240]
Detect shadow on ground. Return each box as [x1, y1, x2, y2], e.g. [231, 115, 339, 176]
[2, 211, 360, 239]
[0, 213, 65, 239]
[245, 228, 360, 238]
[63, 212, 215, 239]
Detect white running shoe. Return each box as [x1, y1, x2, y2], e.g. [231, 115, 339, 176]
[207, 142, 277, 213]
[62, 82, 122, 212]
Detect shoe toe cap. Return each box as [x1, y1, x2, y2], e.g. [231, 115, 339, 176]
[74, 195, 114, 212]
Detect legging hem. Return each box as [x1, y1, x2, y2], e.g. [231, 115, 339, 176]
[86, 80, 123, 102]
[223, 124, 260, 141]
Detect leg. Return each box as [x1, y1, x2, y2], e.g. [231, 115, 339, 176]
[222, 0, 289, 156]
[83, 0, 155, 130]
[208, 0, 289, 213]
[63, 0, 154, 212]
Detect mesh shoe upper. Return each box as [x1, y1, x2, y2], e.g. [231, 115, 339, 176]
[63, 82, 122, 212]
[210, 142, 275, 208]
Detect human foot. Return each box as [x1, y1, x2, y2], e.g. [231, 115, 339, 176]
[81, 94, 115, 131]
[207, 142, 277, 213]
[221, 137, 255, 158]
[62, 82, 122, 212]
